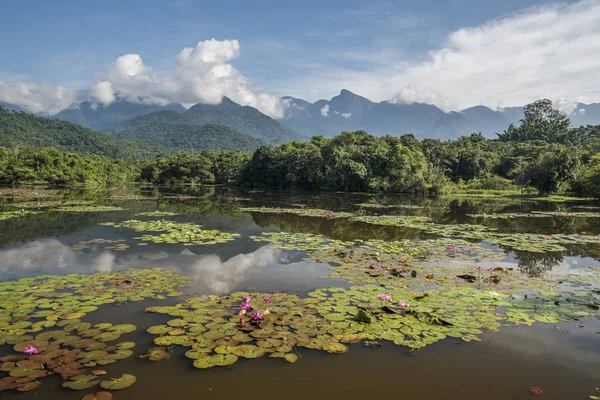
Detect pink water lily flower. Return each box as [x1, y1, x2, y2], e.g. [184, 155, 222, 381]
[488, 267, 495, 272]
[397, 301, 409, 308]
[239, 318, 244, 325]
[546, 237, 552, 240]
[445, 246, 453, 251]
[242, 296, 251, 304]
[377, 294, 387, 301]
[240, 303, 252, 311]
[263, 297, 271, 303]
[23, 345, 38, 355]
[251, 312, 264, 320]
[476, 266, 483, 271]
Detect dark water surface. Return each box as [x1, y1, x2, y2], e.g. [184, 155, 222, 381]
[1, 187, 599, 399]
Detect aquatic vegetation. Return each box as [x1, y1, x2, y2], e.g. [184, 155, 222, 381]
[71, 239, 129, 251]
[239, 206, 355, 219]
[356, 203, 423, 209]
[248, 232, 355, 251]
[145, 279, 600, 369]
[0, 210, 43, 221]
[81, 392, 113, 400]
[99, 374, 136, 390]
[54, 206, 125, 212]
[467, 211, 600, 219]
[10, 200, 96, 209]
[134, 211, 180, 217]
[0, 269, 190, 393]
[102, 220, 240, 245]
[350, 215, 599, 252]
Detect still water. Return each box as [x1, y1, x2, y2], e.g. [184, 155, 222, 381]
[1, 186, 599, 399]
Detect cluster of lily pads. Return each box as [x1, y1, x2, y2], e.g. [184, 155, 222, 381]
[145, 274, 600, 370]
[356, 203, 423, 209]
[0, 268, 190, 393]
[71, 239, 130, 252]
[467, 211, 600, 219]
[248, 232, 355, 251]
[0, 210, 42, 221]
[9, 200, 96, 209]
[54, 206, 126, 213]
[349, 215, 599, 252]
[239, 206, 355, 219]
[101, 220, 240, 246]
[135, 211, 180, 217]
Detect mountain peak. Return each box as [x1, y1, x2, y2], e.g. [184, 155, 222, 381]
[339, 89, 355, 96]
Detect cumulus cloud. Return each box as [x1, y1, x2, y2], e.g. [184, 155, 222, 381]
[277, 0, 600, 111]
[390, 84, 456, 111]
[320, 104, 329, 117]
[0, 81, 76, 114]
[341, 112, 351, 118]
[89, 39, 285, 117]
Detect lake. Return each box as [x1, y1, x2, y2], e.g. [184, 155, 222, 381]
[1, 186, 599, 400]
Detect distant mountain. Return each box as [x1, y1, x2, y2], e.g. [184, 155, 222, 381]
[107, 97, 302, 144]
[53, 100, 186, 131]
[111, 123, 264, 153]
[279, 90, 600, 139]
[570, 103, 600, 127]
[0, 102, 30, 113]
[459, 106, 510, 137]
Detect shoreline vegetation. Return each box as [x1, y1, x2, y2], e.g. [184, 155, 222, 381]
[0, 99, 599, 199]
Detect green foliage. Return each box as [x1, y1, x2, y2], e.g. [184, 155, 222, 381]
[139, 151, 251, 186]
[109, 123, 264, 153]
[0, 146, 139, 187]
[240, 131, 440, 194]
[522, 144, 581, 195]
[0, 107, 152, 159]
[497, 99, 571, 142]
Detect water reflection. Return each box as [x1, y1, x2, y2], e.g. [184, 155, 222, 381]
[0, 240, 337, 295]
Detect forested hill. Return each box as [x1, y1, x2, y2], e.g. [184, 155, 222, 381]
[0, 107, 264, 158]
[106, 97, 302, 144]
[0, 106, 152, 159]
[110, 123, 264, 153]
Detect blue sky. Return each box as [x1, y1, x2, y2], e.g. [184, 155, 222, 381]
[1, 0, 598, 116]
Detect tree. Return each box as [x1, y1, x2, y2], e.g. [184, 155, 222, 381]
[522, 144, 580, 195]
[498, 99, 570, 142]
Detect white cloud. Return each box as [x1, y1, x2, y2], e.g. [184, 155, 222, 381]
[276, 0, 600, 111]
[89, 39, 285, 117]
[390, 84, 456, 111]
[0, 81, 76, 114]
[341, 112, 352, 118]
[320, 104, 329, 116]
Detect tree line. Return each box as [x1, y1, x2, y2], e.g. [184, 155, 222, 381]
[1, 99, 599, 198]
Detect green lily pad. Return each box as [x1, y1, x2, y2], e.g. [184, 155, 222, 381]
[100, 374, 136, 390]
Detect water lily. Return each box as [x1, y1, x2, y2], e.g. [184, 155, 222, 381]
[263, 297, 271, 303]
[368, 263, 375, 269]
[242, 296, 251, 304]
[529, 387, 543, 395]
[239, 318, 244, 325]
[376, 262, 383, 267]
[546, 236, 552, 240]
[251, 312, 263, 320]
[397, 300, 409, 308]
[23, 345, 38, 355]
[240, 303, 252, 311]
[477, 266, 483, 271]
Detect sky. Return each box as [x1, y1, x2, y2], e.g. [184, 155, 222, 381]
[1, 0, 599, 116]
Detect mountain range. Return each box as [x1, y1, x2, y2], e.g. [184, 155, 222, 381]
[4, 89, 600, 144]
[280, 90, 598, 139]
